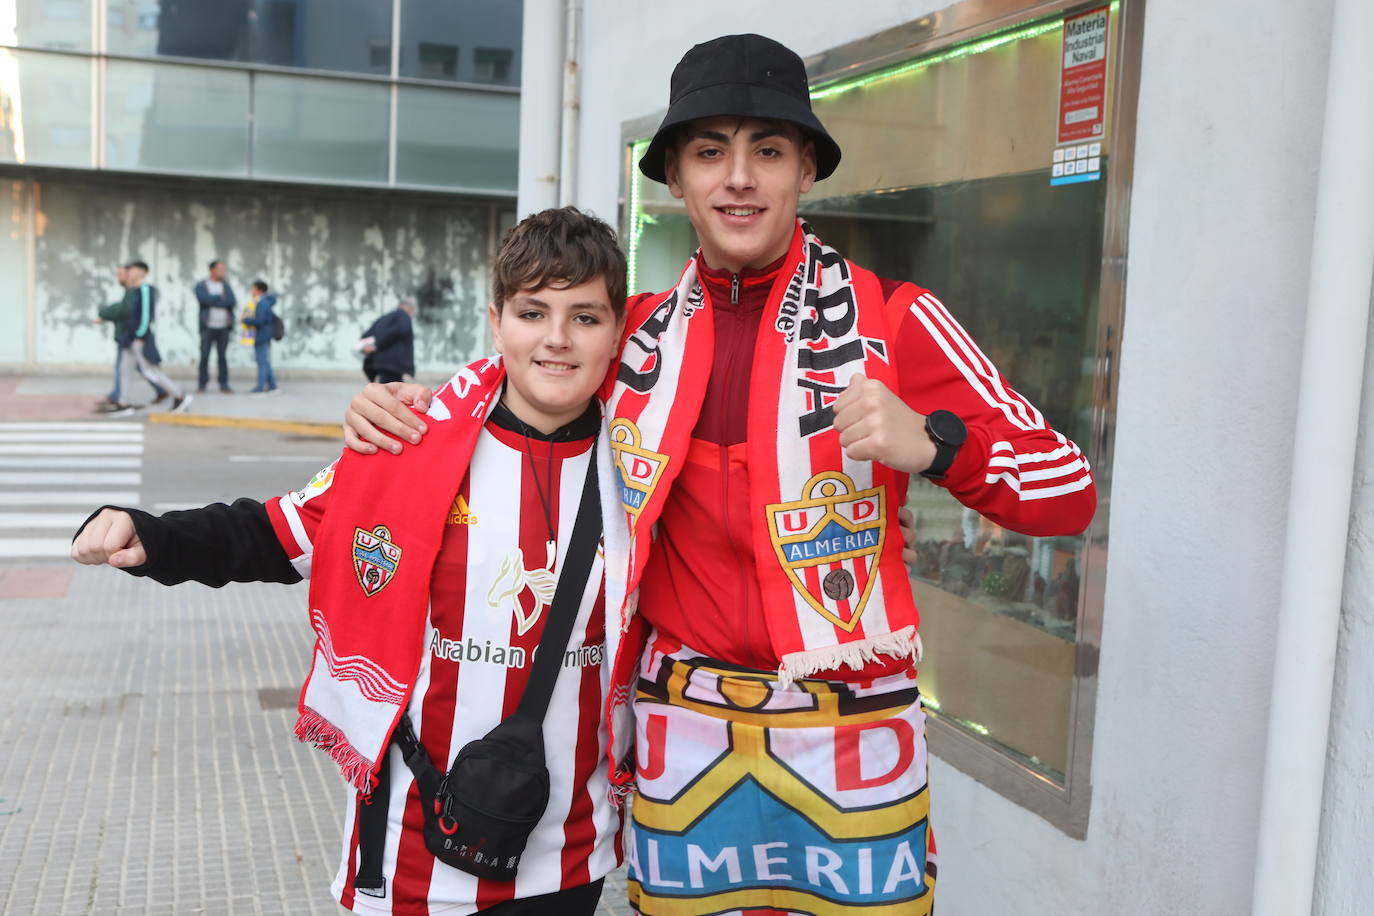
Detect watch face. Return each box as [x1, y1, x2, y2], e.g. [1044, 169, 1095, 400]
[928, 410, 968, 447]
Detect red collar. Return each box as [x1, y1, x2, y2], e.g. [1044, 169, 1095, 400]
[698, 253, 787, 313]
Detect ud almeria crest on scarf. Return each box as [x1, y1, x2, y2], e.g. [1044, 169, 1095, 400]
[353, 525, 402, 597]
[609, 418, 668, 520]
[766, 472, 886, 631]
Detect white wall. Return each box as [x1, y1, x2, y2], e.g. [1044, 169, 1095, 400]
[573, 0, 1354, 912]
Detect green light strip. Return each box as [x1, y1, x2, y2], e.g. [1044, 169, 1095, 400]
[810, 16, 1064, 101]
[625, 138, 651, 294]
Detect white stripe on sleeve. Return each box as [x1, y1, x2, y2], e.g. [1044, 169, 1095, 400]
[917, 294, 1045, 429]
[907, 302, 1036, 432]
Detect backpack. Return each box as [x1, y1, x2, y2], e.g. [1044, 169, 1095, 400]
[270, 312, 285, 341]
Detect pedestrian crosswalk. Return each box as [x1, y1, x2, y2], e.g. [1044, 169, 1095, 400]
[0, 421, 143, 559]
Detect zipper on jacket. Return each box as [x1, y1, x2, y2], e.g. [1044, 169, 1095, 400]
[720, 441, 750, 649]
[731, 274, 740, 305]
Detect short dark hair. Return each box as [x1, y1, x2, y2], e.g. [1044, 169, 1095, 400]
[126, 259, 149, 272]
[491, 207, 626, 318]
[209, 259, 223, 271]
[251, 280, 268, 293]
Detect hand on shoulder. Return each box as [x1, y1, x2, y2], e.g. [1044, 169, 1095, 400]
[343, 382, 435, 455]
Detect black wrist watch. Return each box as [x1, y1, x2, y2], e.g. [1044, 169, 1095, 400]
[921, 410, 967, 480]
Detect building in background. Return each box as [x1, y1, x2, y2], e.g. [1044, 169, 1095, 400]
[1, 0, 520, 372]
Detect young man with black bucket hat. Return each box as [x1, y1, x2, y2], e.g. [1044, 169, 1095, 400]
[344, 34, 1097, 915]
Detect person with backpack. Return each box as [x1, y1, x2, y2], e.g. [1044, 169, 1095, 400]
[241, 279, 279, 395]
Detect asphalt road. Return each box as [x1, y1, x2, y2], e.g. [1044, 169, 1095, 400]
[0, 419, 632, 915]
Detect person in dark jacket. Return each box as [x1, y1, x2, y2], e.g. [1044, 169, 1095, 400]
[241, 279, 278, 394]
[358, 298, 417, 384]
[194, 259, 237, 393]
[95, 263, 167, 412]
[114, 260, 190, 413]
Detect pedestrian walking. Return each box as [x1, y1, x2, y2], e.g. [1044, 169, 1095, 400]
[194, 258, 236, 393]
[72, 208, 632, 914]
[241, 279, 278, 394]
[358, 297, 417, 384]
[110, 260, 190, 413]
[344, 34, 1098, 916]
[95, 264, 169, 413]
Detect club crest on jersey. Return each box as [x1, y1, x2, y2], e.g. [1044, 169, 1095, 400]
[353, 525, 402, 597]
[766, 472, 885, 632]
[609, 418, 668, 520]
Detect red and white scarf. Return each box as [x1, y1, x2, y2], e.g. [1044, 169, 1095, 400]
[294, 357, 632, 791]
[608, 220, 921, 683]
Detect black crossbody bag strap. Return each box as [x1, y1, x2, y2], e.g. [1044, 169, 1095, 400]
[391, 442, 600, 790]
[511, 441, 600, 725]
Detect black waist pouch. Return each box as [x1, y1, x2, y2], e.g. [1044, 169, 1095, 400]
[397, 714, 549, 881]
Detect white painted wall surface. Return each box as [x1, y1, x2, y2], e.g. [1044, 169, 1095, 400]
[574, 0, 1354, 913]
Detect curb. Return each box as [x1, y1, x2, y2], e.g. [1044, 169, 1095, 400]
[148, 412, 340, 439]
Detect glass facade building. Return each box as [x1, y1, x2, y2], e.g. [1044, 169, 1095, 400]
[1, 0, 520, 370]
[2, 0, 520, 189]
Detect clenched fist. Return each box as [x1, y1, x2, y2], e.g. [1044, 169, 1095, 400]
[70, 508, 146, 568]
[832, 374, 937, 476]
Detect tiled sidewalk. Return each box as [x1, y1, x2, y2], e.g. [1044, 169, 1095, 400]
[0, 568, 631, 915]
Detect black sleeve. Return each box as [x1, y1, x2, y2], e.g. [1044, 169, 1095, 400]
[75, 499, 303, 588]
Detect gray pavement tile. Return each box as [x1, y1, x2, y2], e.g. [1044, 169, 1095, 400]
[0, 566, 636, 916]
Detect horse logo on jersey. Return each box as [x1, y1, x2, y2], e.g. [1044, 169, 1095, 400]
[353, 525, 402, 597]
[488, 545, 557, 636]
[609, 419, 668, 520]
[766, 472, 886, 632]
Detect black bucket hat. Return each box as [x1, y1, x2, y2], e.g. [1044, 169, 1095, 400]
[638, 34, 842, 184]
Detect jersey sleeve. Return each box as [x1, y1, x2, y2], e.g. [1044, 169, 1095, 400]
[888, 283, 1097, 537]
[262, 458, 341, 579]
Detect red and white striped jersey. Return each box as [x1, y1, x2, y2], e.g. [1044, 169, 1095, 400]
[266, 419, 620, 915]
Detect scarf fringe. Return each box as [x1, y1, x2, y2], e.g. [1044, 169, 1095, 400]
[295, 708, 378, 792]
[776, 626, 922, 688]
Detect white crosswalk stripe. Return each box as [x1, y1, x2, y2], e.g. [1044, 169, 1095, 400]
[0, 421, 142, 559]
